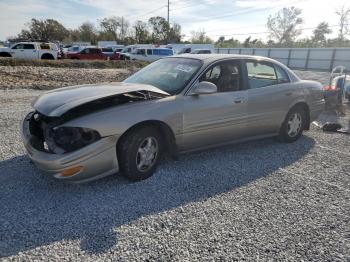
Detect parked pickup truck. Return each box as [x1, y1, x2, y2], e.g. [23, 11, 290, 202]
[0, 42, 58, 60]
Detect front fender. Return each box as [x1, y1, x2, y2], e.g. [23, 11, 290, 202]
[60, 96, 183, 138]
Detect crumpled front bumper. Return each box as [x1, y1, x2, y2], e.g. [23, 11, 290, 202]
[21, 112, 120, 183]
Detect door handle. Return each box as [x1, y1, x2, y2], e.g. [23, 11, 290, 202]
[234, 97, 246, 104]
[285, 92, 293, 96]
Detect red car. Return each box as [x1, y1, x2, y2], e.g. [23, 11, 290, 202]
[65, 47, 107, 60]
[111, 48, 124, 60]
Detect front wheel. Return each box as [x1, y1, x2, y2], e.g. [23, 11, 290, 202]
[118, 126, 163, 181]
[278, 107, 306, 143]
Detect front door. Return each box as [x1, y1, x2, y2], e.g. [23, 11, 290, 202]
[181, 60, 248, 151]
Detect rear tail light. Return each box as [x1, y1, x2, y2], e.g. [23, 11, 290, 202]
[324, 85, 337, 91]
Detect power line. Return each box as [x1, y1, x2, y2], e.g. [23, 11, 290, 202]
[128, 5, 167, 20]
[178, 0, 306, 24]
[170, 0, 210, 11]
[205, 24, 267, 33]
[182, 23, 350, 38]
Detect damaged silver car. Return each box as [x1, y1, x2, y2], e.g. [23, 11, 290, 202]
[22, 55, 325, 182]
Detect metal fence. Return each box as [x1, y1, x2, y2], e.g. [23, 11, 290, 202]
[215, 48, 350, 72]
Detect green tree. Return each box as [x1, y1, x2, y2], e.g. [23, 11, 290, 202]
[215, 37, 240, 48]
[19, 18, 68, 41]
[100, 16, 128, 43]
[190, 29, 213, 44]
[78, 22, 97, 44]
[312, 22, 332, 46]
[133, 20, 150, 43]
[217, 36, 225, 47]
[168, 23, 182, 43]
[267, 7, 303, 46]
[148, 16, 169, 43]
[335, 6, 350, 43]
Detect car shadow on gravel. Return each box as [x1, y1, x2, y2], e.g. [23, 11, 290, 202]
[0, 136, 315, 257]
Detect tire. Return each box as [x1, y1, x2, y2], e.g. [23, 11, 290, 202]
[118, 126, 163, 181]
[278, 106, 306, 143]
[41, 54, 54, 60]
[0, 52, 11, 58]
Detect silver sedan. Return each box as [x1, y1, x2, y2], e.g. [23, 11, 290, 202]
[21, 54, 325, 182]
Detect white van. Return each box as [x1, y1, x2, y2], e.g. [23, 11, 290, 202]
[127, 48, 174, 62]
[119, 44, 155, 60]
[166, 44, 214, 54]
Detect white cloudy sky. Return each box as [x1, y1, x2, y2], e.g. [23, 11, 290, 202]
[0, 0, 348, 41]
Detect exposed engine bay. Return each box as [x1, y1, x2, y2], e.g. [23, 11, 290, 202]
[26, 90, 167, 154]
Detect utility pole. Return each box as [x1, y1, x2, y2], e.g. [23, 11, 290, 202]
[121, 16, 124, 43]
[167, 0, 170, 25]
[167, 0, 170, 44]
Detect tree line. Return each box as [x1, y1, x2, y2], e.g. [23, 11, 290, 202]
[216, 6, 350, 48]
[5, 5, 350, 48]
[9, 16, 182, 45]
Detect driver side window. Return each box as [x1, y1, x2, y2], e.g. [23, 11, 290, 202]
[200, 61, 242, 93]
[12, 44, 24, 49]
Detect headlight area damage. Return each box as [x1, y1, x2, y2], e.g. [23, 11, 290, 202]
[28, 113, 101, 154]
[26, 89, 169, 155]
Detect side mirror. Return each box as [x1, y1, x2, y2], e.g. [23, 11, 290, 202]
[191, 81, 217, 95]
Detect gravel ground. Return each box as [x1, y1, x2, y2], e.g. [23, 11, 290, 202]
[0, 69, 349, 261]
[0, 66, 132, 90]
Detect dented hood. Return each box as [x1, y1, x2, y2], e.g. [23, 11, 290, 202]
[32, 82, 170, 117]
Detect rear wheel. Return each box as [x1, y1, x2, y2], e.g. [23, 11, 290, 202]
[278, 106, 306, 143]
[41, 54, 55, 60]
[118, 126, 163, 181]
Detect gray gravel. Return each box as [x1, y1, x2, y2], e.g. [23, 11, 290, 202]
[0, 66, 131, 90]
[0, 69, 350, 261]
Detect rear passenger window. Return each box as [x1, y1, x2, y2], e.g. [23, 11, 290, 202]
[102, 48, 113, 52]
[275, 65, 290, 83]
[24, 44, 35, 49]
[246, 61, 278, 89]
[147, 49, 152, 55]
[40, 44, 50, 50]
[137, 49, 145, 55]
[158, 49, 172, 55]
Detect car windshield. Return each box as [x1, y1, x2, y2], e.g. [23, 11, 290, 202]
[124, 58, 203, 95]
[121, 47, 130, 53]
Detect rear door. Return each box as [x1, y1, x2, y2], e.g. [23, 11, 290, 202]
[181, 59, 249, 150]
[244, 60, 298, 136]
[79, 48, 93, 59]
[93, 48, 105, 60]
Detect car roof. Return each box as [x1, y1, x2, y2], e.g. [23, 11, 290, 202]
[82, 46, 100, 49]
[172, 54, 284, 64]
[170, 54, 300, 81]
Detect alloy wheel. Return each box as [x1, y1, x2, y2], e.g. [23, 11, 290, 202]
[136, 137, 159, 172]
[287, 112, 302, 137]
